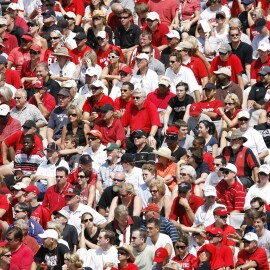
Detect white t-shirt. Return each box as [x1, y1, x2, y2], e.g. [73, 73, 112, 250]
[200, 6, 231, 24]
[125, 167, 144, 193]
[49, 60, 77, 83]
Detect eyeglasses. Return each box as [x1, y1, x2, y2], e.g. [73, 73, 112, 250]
[180, 173, 187, 176]
[113, 178, 125, 182]
[90, 86, 100, 91]
[131, 236, 138, 240]
[50, 37, 59, 40]
[213, 163, 221, 166]
[5, 237, 14, 242]
[150, 189, 158, 193]
[119, 193, 128, 197]
[30, 50, 40, 55]
[83, 218, 93, 223]
[88, 137, 98, 141]
[78, 175, 85, 178]
[0, 24, 6, 28]
[230, 34, 239, 37]
[120, 72, 128, 77]
[3, 254, 12, 258]
[142, 51, 151, 54]
[56, 175, 64, 179]
[219, 215, 228, 219]
[45, 3, 54, 6]
[222, 170, 231, 175]
[108, 55, 118, 60]
[120, 16, 130, 19]
[133, 96, 142, 100]
[216, 16, 225, 19]
[97, 37, 105, 41]
[225, 102, 233, 105]
[68, 114, 77, 117]
[219, 52, 228, 56]
[169, 60, 176, 63]
[238, 118, 249, 122]
[259, 172, 268, 176]
[14, 97, 21, 100]
[176, 245, 186, 250]
[252, 206, 261, 210]
[14, 209, 25, 213]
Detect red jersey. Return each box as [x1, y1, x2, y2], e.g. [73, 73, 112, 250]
[172, 253, 197, 270]
[147, 89, 176, 110]
[21, 60, 39, 89]
[198, 99, 223, 120]
[43, 48, 58, 66]
[96, 44, 124, 69]
[143, 23, 169, 47]
[250, 55, 270, 82]
[217, 243, 234, 268]
[2, 32, 18, 55]
[210, 54, 243, 84]
[8, 47, 31, 76]
[5, 69, 23, 89]
[107, 13, 121, 32]
[114, 97, 133, 113]
[237, 247, 269, 270]
[0, 194, 12, 224]
[71, 45, 92, 65]
[203, 152, 214, 171]
[30, 205, 51, 229]
[54, 0, 85, 16]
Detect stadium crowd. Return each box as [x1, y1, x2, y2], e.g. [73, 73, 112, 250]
[1, 0, 270, 269]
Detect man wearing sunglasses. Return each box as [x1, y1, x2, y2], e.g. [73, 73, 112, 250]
[236, 232, 269, 270]
[215, 163, 246, 213]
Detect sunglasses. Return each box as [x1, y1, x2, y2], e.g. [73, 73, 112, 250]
[56, 175, 64, 178]
[169, 60, 176, 63]
[230, 34, 239, 37]
[118, 251, 128, 255]
[3, 254, 12, 257]
[0, 24, 6, 28]
[219, 52, 228, 56]
[50, 37, 59, 40]
[88, 137, 98, 140]
[222, 170, 231, 175]
[69, 114, 77, 117]
[90, 87, 100, 91]
[121, 89, 128, 92]
[243, 239, 251, 244]
[108, 55, 118, 59]
[219, 215, 228, 219]
[142, 51, 150, 54]
[78, 175, 85, 178]
[176, 245, 186, 250]
[14, 97, 22, 100]
[30, 50, 40, 55]
[259, 172, 268, 176]
[216, 16, 225, 19]
[14, 210, 25, 213]
[45, 3, 54, 6]
[64, 16, 74, 20]
[83, 218, 93, 223]
[133, 96, 142, 100]
[238, 118, 249, 122]
[150, 190, 158, 193]
[180, 173, 187, 176]
[225, 102, 233, 105]
[120, 16, 130, 19]
[133, 136, 143, 139]
[120, 72, 128, 77]
[113, 178, 125, 182]
[178, 190, 187, 194]
[208, 233, 219, 238]
[93, 17, 102, 20]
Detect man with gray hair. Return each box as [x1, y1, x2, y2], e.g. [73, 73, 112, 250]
[121, 88, 161, 148]
[62, 80, 85, 109]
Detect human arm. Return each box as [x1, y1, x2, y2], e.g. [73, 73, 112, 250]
[87, 185, 96, 208]
[194, 90, 201, 102]
[60, 125, 68, 149]
[46, 127, 55, 144]
[212, 143, 218, 158]
[164, 243, 172, 257]
[1, 141, 10, 165]
[147, 125, 158, 146]
[133, 196, 142, 217]
[194, 173, 208, 185]
[164, 195, 172, 219]
[237, 73, 244, 90]
[33, 93, 50, 119]
[218, 108, 239, 128]
[78, 224, 99, 249]
[179, 197, 195, 224]
[235, 261, 257, 270]
[106, 196, 118, 223]
[245, 64, 251, 81]
[162, 105, 173, 135]
[31, 262, 37, 270]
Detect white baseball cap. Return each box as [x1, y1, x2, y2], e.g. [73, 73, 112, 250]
[203, 185, 217, 197]
[7, 3, 19, 10]
[242, 232, 258, 242]
[166, 30, 180, 39]
[220, 163, 237, 174]
[136, 53, 149, 61]
[0, 104, 10, 116]
[258, 41, 270, 52]
[62, 80, 77, 88]
[38, 229, 58, 240]
[146, 12, 160, 22]
[85, 67, 98, 76]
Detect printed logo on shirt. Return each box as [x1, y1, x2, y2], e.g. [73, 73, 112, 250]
[174, 106, 185, 112]
[45, 254, 58, 267]
[217, 65, 231, 70]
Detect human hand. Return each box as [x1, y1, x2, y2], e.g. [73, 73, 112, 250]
[161, 126, 168, 136]
[147, 136, 156, 149]
[179, 197, 189, 208]
[247, 100, 255, 108]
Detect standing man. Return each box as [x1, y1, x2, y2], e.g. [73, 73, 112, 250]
[165, 52, 200, 102]
[131, 229, 155, 270]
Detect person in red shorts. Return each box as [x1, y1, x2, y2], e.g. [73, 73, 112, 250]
[236, 232, 269, 270]
[96, 31, 124, 69]
[142, 12, 169, 52]
[210, 43, 244, 90]
[82, 80, 114, 125]
[206, 207, 236, 247]
[169, 181, 204, 228]
[206, 227, 234, 269]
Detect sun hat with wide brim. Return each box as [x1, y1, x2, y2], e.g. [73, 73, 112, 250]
[153, 147, 173, 160]
[117, 244, 135, 263]
[52, 47, 72, 58]
[225, 129, 247, 143]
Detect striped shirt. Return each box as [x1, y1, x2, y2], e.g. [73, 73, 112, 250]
[215, 179, 246, 213]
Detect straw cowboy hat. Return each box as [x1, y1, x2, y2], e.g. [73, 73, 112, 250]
[52, 47, 72, 58]
[117, 244, 135, 263]
[153, 147, 173, 160]
[225, 130, 247, 143]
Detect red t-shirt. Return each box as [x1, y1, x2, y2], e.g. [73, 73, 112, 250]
[182, 56, 208, 86]
[147, 89, 176, 110]
[203, 152, 214, 171]
[10, 243, 34, 270]
[210, 54, 243, 84]
[111, 263, 138, 270]
[29, 92, 56, 116]
[114, 97, 133, 113]
[121, 100, 161, 134]
[5, 69, 23, 89]
[2, 32, 18, 55]
[21, 60, 39, 89]
[215, 179, 246, 212]
[198, 99, 223, 120]
[30, 205, 51, 230]
[217, 243, 234, 268]
[143, 24, 169, 47]
[96, 44, 124, 69]
[43, 48, 58, 66]
[107, 13, 121, 32]
[172, 253, 197, 270]
[0, 194, 12, 224]
[71, 45, 92, 65]
[250, 55, 270, 81]
[169, 194, 204, 226]
[8, 47, 31, 76]
[250, 21, 270, 41]
[237, 247, 269, 270]
[54, 0, 85, 16]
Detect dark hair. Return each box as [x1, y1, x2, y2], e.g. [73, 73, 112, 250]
[6, 227, 23, 241]
[146, 218, 160, 229]
[65, 135, 79, 147]
[250, 197, 264, 207]
[254, 211, 267, 223]
[188, 147, 203, 164]
[100, 229, 115, 244]
[193, 136, 206, 146]
[81, 212, 93, 223]
[177, 234, 189, 246]
[15, 202, 31, 218]
[244, 208, 257, 219]
[78, 169, 91, 178]
[121, 8, 132, 17]
[122, 82, 134, 91]
[142, 44, 153, 53]
[214, 155, 226, 165]
[56, 166, 69, 176]
[176, 82, 189, 91]
[199, 120, 216, 135]
[133, 229, 147, 242]
[169, 51, 182, 63]
[23, 134, 34, 142]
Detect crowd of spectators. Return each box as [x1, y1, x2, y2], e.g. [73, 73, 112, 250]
[1, 0, 270, 269]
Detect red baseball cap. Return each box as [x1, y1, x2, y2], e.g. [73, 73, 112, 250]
[213, 208, 228, 216]
[120, 66, 133, 75]
[34, 79, 44, 89]
[189, 103, 201, 116]
[22, 34, 33, 42]
[166, 126, 179, 135]
[206, 227, 223, 236]
[153, 248, 169, 262]
[87, 130, 103, 139]
[30, 44, 42, 52]
[22, 185, 40, 195]
[142, 203, 160, 213]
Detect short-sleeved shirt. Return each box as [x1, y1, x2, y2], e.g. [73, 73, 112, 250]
[71, 45, 93, 65]
[2, 32, 18, 55]
[198, 99, 223, 121]
[0, 117, 21, 142]
[54, 0, 85, 16]
[34, 243, 70, 270]
[169, 194, 204, 227]
[8, 47, 30, 76]
[210, 54, 243, 84]
[142, 24, 169, 47]
[215, 179, 246, 212]
[29, 92, 56, 115]
[10, 243, 34, 270]
[147, 89, 176, 110]
[172, 253, 197, 270]
[250, 55, 270, 81]
[248, 81, 267, 105]
[215, 82, 243, 105]
[254, 122, 270, 148]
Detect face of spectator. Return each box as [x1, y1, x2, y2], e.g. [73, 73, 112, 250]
[21, 39, 32, 51]
[145, 210, 160, 220]
[25, 191, 36, 202]
[258, 49, 269, 59]
[178, 126, 188, 139]
[97, 36, 108, 47]
[198, 122, 209, 136]
[167, 37, 179, 47]
[91, 86, 103, 97]
[146, 222, 159, 238]
[0, 23, 7, 35]
[75, 38, 86, 49]
[204, 195, 216, 206]
[56, 170, 68, 186]
[192, 232, 206, 245]
[97, 232, 110, 248]
[179, 169, 191, 183]
[229, 30, 240, 43]
[131, 231, 144, 248]
[115, 215, 128, 227]
[215, 214, 227, 226]
[142, 170, 155, 184]
[178, 189, 192, 200]
[221, 168, 236, 181]
[204, 88, 216, 101]
[81, 214, 94, 229]
[77, 171, 87, 186]
[133, 92, 145, 107]
[120, 84, 132, 99]
[0, 251, 11, 264]
[107, 149, 118, 160]
[80, 163, 93, 172]
[36, 66, 49, 79]
[50, 32, 61, 46]
[254, 218, 265, 232]
[108, 52, 119, 64]
[136, 58, 148, 69]
[45, 149, 58, 160]
[186, 151, 194, 165]
[176, 86, 186, 100]
[209, 0, 221, 11]
[28, 23, 39, 35]
[250, 201, 264, 211]
[146, 18, 159, 30]
[101, 110, 113, 121]
[230, 138, 243, 151]
[120, 12, 131, 26]
[14, 207, 27, 220]
[42, 237, 54, 249]
[149, 185, 160, 200]
[14, 91, 27, 109]
[258, 171, 269, 184]
[175, 241, 188, 255]
[208, 233, 221, 245]
[58, 94, 70, 108]
[243, 239, 257, 253]
[113, 172, 125, 187]
[139, 35, 151, 47]
[219, 51, 230, 62]
[238, 117, 249, 131]
[85, 74, 97, 85]
[133, 134, 147, 146]
[6, 233, 20, 251]
[213, 158, 224, 173]
[23, 137, 35, 152]
[65, 194, 79, 206]
[68, 109, 78, 123]
[120, 72, 132, 83]
[13, 189, 25, 199]
[88, 135, 100, 148]
[169, 56, 181, 72]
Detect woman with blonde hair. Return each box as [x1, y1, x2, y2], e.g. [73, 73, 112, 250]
[107, 182, 142, 222]
[0, 86, 15, 108]
[0, 246, 17, 270]
[148, 179, 171, 218]
[61, 105, 90, 148]
[63, 252, 92, 270]
[217, 93, 242, 148]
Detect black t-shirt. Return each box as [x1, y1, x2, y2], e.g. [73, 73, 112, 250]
[133, 144, 155, 168]
[230, 41, 253, 74]
[84, 227, 101, 249]
[238, 11, 249, 34]
[44, 78, 61, 103]
[34, 243, 70, 270]
[168, 95, 194, 122]
[248, 81, 267, 105]
[62, 224, 78, 252]
[254, 122, 270, 148]
[172, 147, 187, 162]
[97, 186, 118, 211]
[160, 46, 173, 69]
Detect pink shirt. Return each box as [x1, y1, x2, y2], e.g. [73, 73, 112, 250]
[178, 0, 200, 21]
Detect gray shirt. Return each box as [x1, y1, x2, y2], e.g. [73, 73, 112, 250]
[148, 58, 165, 76]
[178, 134, 194, 150]
[258, 229, 270, 262]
